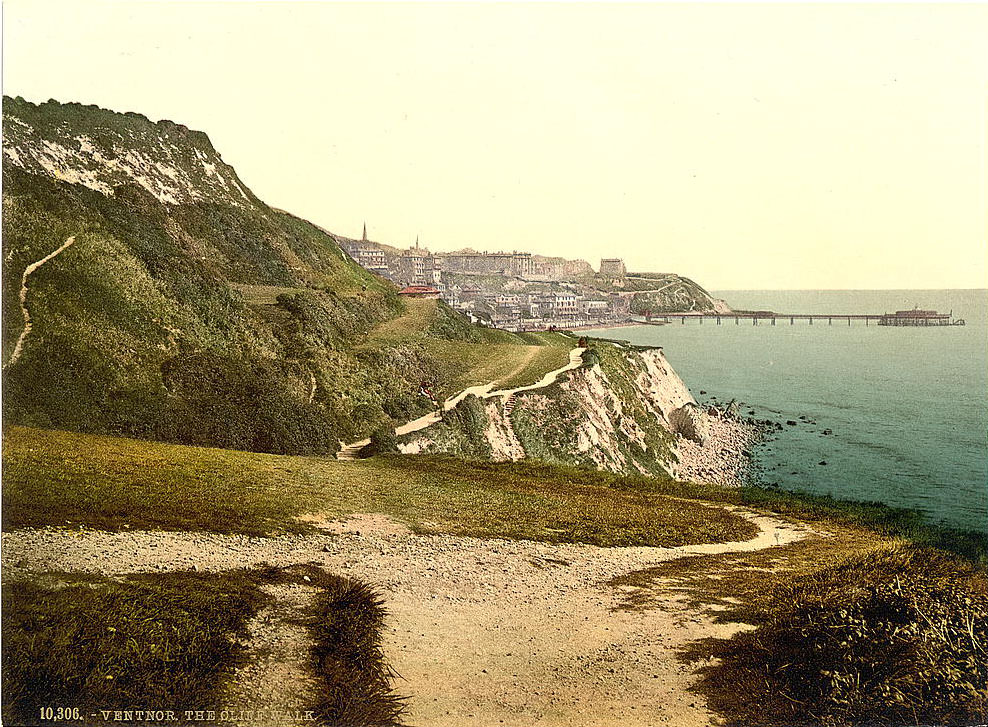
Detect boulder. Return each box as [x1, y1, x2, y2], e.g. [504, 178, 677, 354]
[670, 403, 711, 444]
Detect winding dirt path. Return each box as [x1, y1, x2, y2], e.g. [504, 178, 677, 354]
[3, 508, 810, 726]
[338, 347, 585, 459]
[6, 235, 76, 368]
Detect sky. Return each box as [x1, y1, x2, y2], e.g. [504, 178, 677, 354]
[2, 1, 986, 290]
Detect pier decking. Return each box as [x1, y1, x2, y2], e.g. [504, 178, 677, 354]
[639, 310, 964, 326]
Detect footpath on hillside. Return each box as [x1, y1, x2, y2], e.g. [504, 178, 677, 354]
[337, 346, 586, 460]
[3, 509, 810, 727]
[6, 235, 77, 368]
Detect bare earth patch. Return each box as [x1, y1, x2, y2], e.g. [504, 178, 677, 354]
[2, 509, 810, 726]
[221, 580, 322, 727]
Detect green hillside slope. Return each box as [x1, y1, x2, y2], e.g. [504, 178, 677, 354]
[0, 98, 566, 455]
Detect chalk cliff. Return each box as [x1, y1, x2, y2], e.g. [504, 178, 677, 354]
[399, 344, 710, 479]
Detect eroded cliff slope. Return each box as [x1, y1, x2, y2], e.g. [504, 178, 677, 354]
[399, 343, 710, 478]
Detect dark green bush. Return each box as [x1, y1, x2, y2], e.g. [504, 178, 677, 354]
[162, 352, 337, 455]
[426, 300, 484, 341]
[707, 544, 988, 726]
[363, 424, 399, 458]
[580, 346, 600, 368]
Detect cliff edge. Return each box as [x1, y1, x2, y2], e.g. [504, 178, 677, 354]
[399, 342, 736, 480]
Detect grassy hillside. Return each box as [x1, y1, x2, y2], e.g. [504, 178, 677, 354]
[581, 272, 721, 312]
[1, 426, 755, 547]
[364, 298, 572, 395]
[1, 98, 569, 455]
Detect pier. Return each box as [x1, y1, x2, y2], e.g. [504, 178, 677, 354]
[638, 309, 964, 327]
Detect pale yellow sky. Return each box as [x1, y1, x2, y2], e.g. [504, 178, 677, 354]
[3, 1, 986, 289]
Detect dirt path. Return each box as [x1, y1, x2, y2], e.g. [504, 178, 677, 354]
[3, 508, 810, 726]
[6, 235, 76, 368]
[338, 348, 585, 459]
[221, 580, 322, 727]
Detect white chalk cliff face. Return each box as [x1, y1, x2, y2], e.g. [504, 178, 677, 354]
[2, 107, 252, 208]
[539, 348, 696, 476]
[401, 347, 702, 478]
[634, 349, 695, 420]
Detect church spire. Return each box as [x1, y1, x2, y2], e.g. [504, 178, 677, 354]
[362, 222, 367, 241]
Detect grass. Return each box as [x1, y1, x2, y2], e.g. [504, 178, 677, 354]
[262, 566, 406, 727]
[608, 525, 886, 619]
[7, 425, 984, 557]
[607, 520, 988, 727]
[228, 283, 306, 305]
[679, 543, 988, 727]
[1, 571, 268, 726]
[736, 485, 988, 562]
[363, 298, 573, 394]
[2, 426, 758, 547]
[418, 339, 570, 394]
[2, 565, 406, 727]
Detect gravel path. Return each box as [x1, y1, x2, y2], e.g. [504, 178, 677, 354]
[2, 508, 809, 726]
[221, 580, 322, 727]
[340, 348, 585, 458]
[6, 235, 76, 368]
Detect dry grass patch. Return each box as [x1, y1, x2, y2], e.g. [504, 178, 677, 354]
[2, 427, 757, 548]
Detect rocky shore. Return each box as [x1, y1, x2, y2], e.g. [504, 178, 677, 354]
[672, 409, 764, 488]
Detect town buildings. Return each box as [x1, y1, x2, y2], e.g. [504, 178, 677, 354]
[339, 228, 630, 331]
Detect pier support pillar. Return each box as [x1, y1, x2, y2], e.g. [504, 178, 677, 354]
[735, 317, 739, 325]
[681, 317, 684, 325]
[848, 317, 851, 326]
[790, 317, 794, 325]
[828, 318, 832, 325]
[772, 317, 776, 326]
[717, 317, 721, 325]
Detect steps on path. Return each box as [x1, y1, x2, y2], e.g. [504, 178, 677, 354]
[503, 393, 518, 415]
[337, 439, 370, 461]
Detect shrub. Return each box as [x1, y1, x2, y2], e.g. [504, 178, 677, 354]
[706, 544, 988, 726]
[440, 394, 493, 458]
[580, 346, 600, 368]
[162, 352, 337, 455]
[363, 424, 399, 457]
[426, 300, 483, 341]
[309, 574, 406, 726]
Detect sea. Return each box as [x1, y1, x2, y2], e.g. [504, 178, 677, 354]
[585, 289, 988, 534]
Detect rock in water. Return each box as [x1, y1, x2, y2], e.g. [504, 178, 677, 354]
[669, 403, 711, 444]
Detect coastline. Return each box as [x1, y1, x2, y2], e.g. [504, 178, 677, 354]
[673, 413, 764, 488]
[562, 321, 649, 332]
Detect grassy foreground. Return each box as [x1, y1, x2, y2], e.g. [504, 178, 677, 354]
[2, 567, 405, 727]
[2, 426, 757, 547]
[2, 572, 266, 726]
[609, 517, 988, 726]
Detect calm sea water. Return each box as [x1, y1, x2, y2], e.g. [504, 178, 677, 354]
[586, 289, 988, 533]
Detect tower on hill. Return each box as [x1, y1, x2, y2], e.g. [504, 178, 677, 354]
[600, 258, 626, 278]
